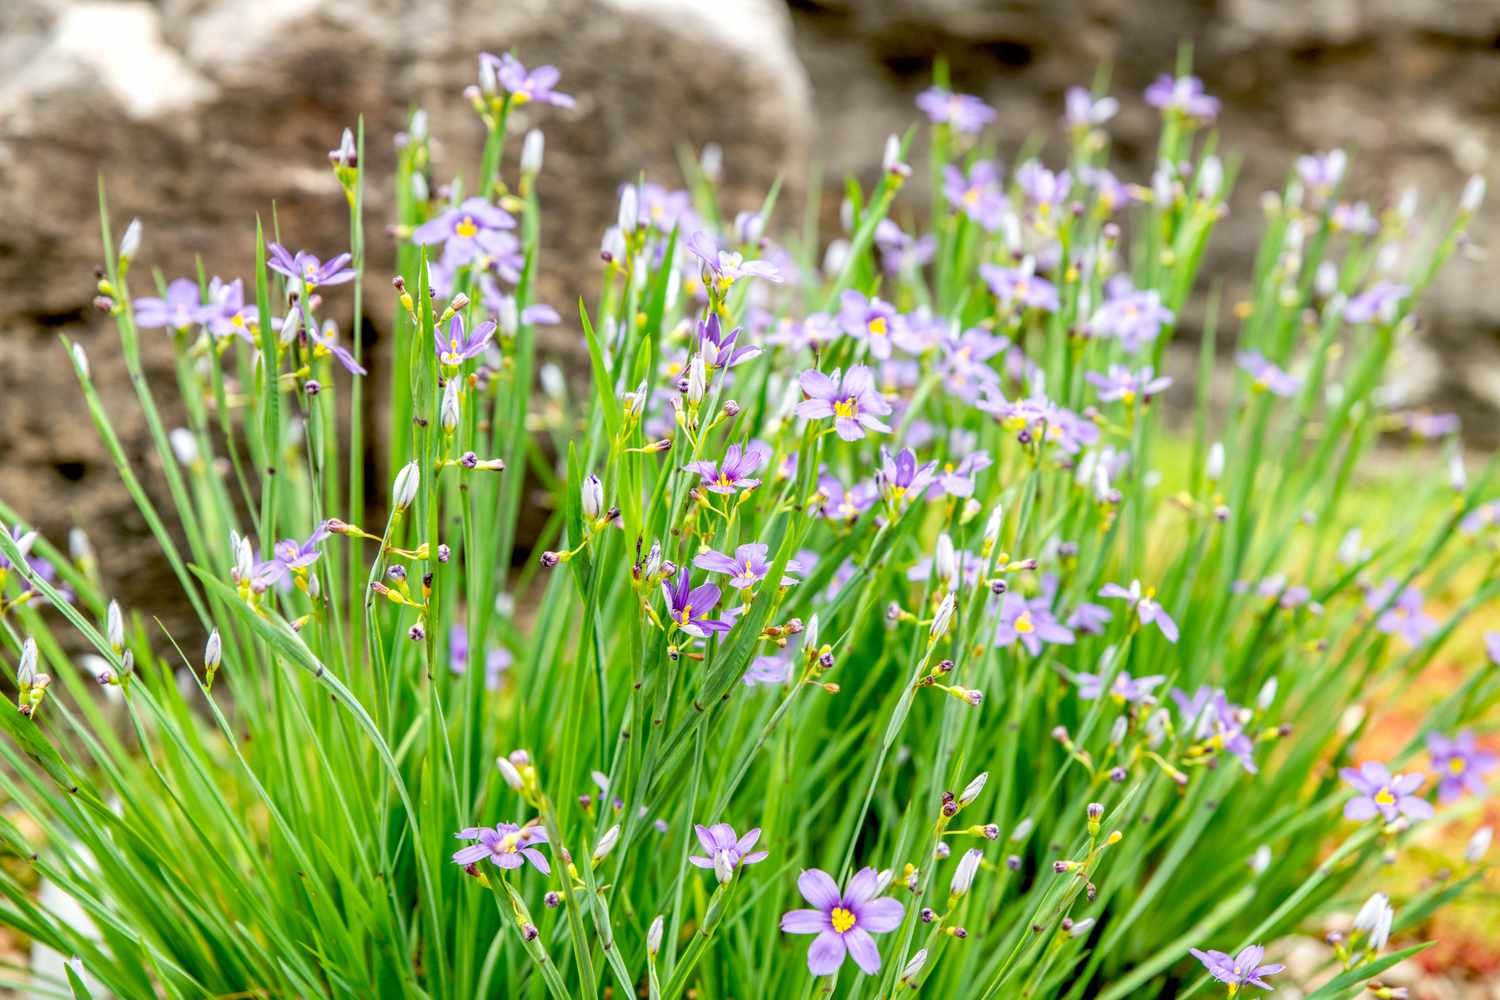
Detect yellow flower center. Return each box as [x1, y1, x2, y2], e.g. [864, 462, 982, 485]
[892, 485, 906, 500]
[834, 398, 859, 420]
[678, 605, 692, 625]
[1449, 757, 1467, 775]
[1374, 788, 1396, 806]
[716, 473, 733, 488]
[867, 316, 888, 336]
[512, 91, 531, 106]
[455, 216, 479, 239]
[500, 832, 522, 853]
[1121, 389, 1136, 405]
[1014, 611, 1035, 634]
[963, 188, 981, 206]
[830, 907, 856, 934]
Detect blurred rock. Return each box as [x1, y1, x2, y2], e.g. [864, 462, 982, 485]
[789, 0, 1500, 440]
[0, 0, 810, 632]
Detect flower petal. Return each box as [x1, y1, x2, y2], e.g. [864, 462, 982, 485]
[843, 927, 881, 975]
[806, 931, 846, 975]
[797, 868, 841, 910]
[859, 896, 904, 933]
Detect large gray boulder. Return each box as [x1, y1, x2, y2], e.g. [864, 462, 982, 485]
[0, 0, 812, 630]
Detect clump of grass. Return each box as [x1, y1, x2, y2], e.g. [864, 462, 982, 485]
[0, 50, 1495, 1000]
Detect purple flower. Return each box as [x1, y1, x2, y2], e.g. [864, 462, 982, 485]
[1079, 166, 1134, 213]
[780, 867, 904, 976]
[684, 442, 771, 496]
[639, 183, 698, 233]
[877, 447, 937, 506]
[452, 822, 550, 873]
[1461, 501, 1500, 536]
[1236, 351, 1299, 397]
[449, 624, 512, 691]
[1064, 87, 1118, 129]
[940, 328, 1005, 401]
[134, 278, 212, 331]
[1173, 686, 1259, 773]
[980, 261, 1059, 313]
[915, 87, 996, 134]
[662, 567, 731, 639]
[435, 315, 496, 368]
[480, 52, 574, 107]
[1397, 411, 1460, 439]
[411, 197, 515, 264]
[694, 543, 796, 590]
[267, 245, 355, 289]
[1088, 276, 1174, 351]
[874, 220, 936, 274]
[1487, 631, 1500, 666]
[1075, 669, 1164, 704]
[794, 366, 893, 442]
[205, 277, 258, 342]
[1331, 201, 1378, 236]
[817, 472, 878, 523]
[929, 452, 992, 499]
[1015, 161, 1071, 213]
[943, 161, 1008, 231]
[311, 319, 367, 375]
[272, 522, 331, 574]
[994, 589, 1075, 655]
[838, 290, 904, 361]
[1341, 762, 1434, 823]
[696, 313, 761, 372]
[1189, 945, 1284, 993]
[1366, 580, 1437, 647]
[744, 655, 792, 687]
[1426, 730, 1497, 803]
[686, 231, 783, 291]
[1066, 600, 1112, 635]
[1144, 74, 1220, 121]
[1086, 365, 1172, 405]
[1099, 580, 1179, 643]
[1344, 282, 1409, 325]
[1297, 150, 1347, 198]
[687, 823, 768, 873]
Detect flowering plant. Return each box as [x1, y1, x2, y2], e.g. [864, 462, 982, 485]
[0, 52, 1494, 1000]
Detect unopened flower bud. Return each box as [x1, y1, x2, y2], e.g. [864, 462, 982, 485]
[440, 380, 461, 434]
[958, 771, 988, 806]
[581, 473, 604, 521]
[106, 600, 124, 652]
[1466, 826, 1492, 863]
[521, 129, 545, 176]
[617, 184, 639, 233]
[950, 848, 982, 897]
[544, 891, 562, 908]
[205, 628, 222, 670]
[1461, 174, 1486, 214]
[393, 460, 421, 511]
[496, 755, 525, 792]
[647, 915, 664, 956]
[592, 824, 621, 864]
[1206, 441, 1225, 482]
[900, 948, 927, 985]
[930, 592, 955, 641]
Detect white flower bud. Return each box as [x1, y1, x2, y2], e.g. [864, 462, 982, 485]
[1010, 818, 1034, 842]
[874, 868, 895, 895]
[17, 637, 38, 687]
[581, 473, 604, 521]
[1206, 441, 1225, 482]
[1466, 826, 1492, 863]
[950, 848, 983, 897]
[1109, 716, 1128, 745]
[617, 185, 639, 233]
[68, 528, 94, 565]
[647, 915, 665, 956]
[900, 948, 928, 984]
[592, 824, 621, 864]
[665, 266, 682, 311]
[478, 56, 499, 97]
[119, 218, 142, 261]
[1248, 844, 1272, 874]
[935, 534, 957, 587]
[822, 238, 850, 277]
[600, 226, 626, 263]
[204, 628, 222, 670]
[930, 592, 955, 642]
[1315, 260, 1339, 299]
[1353, 892, 1393, 951]
[169, 428, 198, 466]
[1198, 155, 1223, 201]
[409, 110, 428, 141]
[700, 143, 723, 182]
[106, 600, 125, 652]
[1461, 174, 1486, 214]
[958, 771, 988, 806]
[839, 197, 855, 233]
[441, 380, 461, 434]
[392, 460, 421, 511]
[496, 754, 525, 792]
[410, 172, 430, 204]
[1068, 917, 1096, 937]
[521, 129, 545, 175]
[983, 504, 1004, 551]
[72, 343, 90, 378]
[881, 134, 902, 173]
[687, 353, 707, 405]
[714, 850, 734, 884]
[1448, 450, 1467, 492]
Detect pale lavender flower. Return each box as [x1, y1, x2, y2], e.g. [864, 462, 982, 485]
[481, 53, 575, 107]
[694, 543, 796, 590]
[684, 442, 771, 496]
[412, 197, 516, 265]
[817, 472, 878, 522]
[1344, 282, 1409, 325]
[452, 822, 550, 873]
[1461, 501, 1500, 535]
[1088, 275, 1173, 351]
[1079, 166, 1134, 213]
[134, 278, 212, 331]
[1366, 579, 1437, 647]
[267, 245, 355, 288]
[1086, 365, 1172, 404]
[1173, 686, 1258, 773]
[1015, 161, 1071, 212]
[744, 655, 792, 687]
[1075, 669, 1164, 705]
[1189, 945, 1283, 993]
[1487, 631, 1500, 666]
[205, 277, 257, 342]
[1297, 150, 1347, 199]
[448, 624, 512, 691]
[929, 451, 992, 499]
[686, 231, 783, 289]
[1066, 600, 1112, 635]
[838, 289, 903, 361]
[1099, 580, 1179, 642]
[310, 319, 367, 375]
[1236, 351, 1299, 397]
[639, 183, 698, 233]
[687, 823, 768, 873]
[1426, 730, 1497, 803]
[994, 590, 1075, 655]
[1144, 74, 1220, 121]
[1341, 762, 1434, 823]
[435, 315, 497, 368]
[944, 161, 1008, 230]
[780, 867, 904, 975]
[940, 328, 1006, 401]
[1397, 411, 1460, 439]
[1064, 87, 1118, 129]
[915, 87, 996, 134]
[980, 261, 1059, 312]
[1331, 201, 1378, 236]
[874, 219, 936, 274]
[878, 447, 937, 506]
[794, 366, 893, 441]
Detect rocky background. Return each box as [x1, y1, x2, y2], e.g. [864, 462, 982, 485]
[1, 0, 1498, 620]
